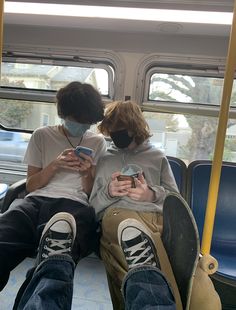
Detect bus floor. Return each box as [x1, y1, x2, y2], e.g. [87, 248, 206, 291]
[0, 255, 113, 310]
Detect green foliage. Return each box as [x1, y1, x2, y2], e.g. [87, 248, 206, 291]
[150, 74, 236, 161]
[0, 78, 32, 128]
[0, 100, 32, 127]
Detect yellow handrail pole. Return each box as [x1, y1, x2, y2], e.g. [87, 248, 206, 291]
[201, 0, 236, 255]
[0, 0, 4, 77]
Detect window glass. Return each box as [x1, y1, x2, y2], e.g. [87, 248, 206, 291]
[1, 62, 109, 95]
[0, 131, 14, 141]
[143, 111, 236, 164]
[0, 125, 102, 165]
[0, 129, 31, 163]
[0, 99, 59, 130]
[42, 114, 49, 127]
[148, 73, 236, 106]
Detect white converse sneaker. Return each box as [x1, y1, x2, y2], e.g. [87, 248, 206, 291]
[36, 212, 76, 266]
[118, 218, 160, 269]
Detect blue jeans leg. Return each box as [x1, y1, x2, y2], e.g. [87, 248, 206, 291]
[122, 266, 176, 310]
[17, 255, 75, 310]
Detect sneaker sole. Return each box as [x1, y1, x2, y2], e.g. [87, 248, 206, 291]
[40, 212, 76, 244]
[117, 218, 154, 246]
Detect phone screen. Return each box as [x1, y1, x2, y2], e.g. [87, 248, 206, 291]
[74, 146, 93, 157]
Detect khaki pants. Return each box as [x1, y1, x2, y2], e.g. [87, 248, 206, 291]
[100, 207, 182, 310]
[100, 207, 221, 310]
[189, 263, 221, 310]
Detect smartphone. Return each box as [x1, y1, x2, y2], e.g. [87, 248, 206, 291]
[117, 175, 136, 188]
[74, 146, 93, 158]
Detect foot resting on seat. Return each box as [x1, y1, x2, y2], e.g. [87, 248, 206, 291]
[118, 218, 160, 269]
[36, 212, 76, 266]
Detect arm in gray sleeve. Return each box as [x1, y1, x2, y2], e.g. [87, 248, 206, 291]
[89, 162, 119, 215]
[149, 156, 179, 204]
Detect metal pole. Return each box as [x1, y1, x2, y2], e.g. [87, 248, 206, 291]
[0, 0, 4, 77]
[201, 0, 236, 254]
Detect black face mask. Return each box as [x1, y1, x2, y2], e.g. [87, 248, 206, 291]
[110, 129, 133, 149]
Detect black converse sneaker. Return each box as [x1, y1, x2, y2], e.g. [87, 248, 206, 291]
[118, 218, 160, 269]
[36, 212, 76, 266]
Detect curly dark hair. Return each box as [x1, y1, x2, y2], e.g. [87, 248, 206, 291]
[56, 81, 104, 124]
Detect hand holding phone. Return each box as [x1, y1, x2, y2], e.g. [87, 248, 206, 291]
[74, 146, 94, 158]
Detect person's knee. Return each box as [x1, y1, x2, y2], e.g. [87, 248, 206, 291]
[190, 266, 221, 310]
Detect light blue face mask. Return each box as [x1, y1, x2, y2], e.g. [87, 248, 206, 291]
[63, 119, 90, 137]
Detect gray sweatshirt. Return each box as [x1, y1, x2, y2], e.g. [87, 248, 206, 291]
[89, 140, 179, 220]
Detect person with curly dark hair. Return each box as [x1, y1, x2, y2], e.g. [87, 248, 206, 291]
[0, 81, 106, 293]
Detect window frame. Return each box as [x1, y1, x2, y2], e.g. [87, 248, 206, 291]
[135, 54, 236, 119]
[0, 52, 118, 131]
[1, 54, 114, 98]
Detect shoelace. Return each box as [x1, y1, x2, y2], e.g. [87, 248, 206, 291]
[42, 237, 72, 259]
[124, 238, 156, 268]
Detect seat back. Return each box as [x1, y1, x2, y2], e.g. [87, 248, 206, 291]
[167, 156, 187, 199]
[0, 183, 8, 200]
[1, 178, 27, 213]
[187, 160, 236, 280]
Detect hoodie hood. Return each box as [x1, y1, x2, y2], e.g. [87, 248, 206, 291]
[108, 139, 154, 155]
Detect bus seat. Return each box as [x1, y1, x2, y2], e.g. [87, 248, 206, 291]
[167, 156, 187, 199]
[0, 183, 8, 200]
[1, 178, 27, 213]
[186, 160, 236, 282]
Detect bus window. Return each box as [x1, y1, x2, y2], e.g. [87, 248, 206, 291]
[0, 56, 114, 167]
[0, 129, 31, 163]
[141, 68, 236, 164]
[143, 111, 236, 164]
[0, 98, 59, 131]
[1, 62, 111, 96]
[148, 73, 236, 106]
[0, 55, 115, 133]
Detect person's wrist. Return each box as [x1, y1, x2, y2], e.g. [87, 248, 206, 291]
[81, 169, 92, 178]
[49, 161, 58, 173]
[108, 184, 115, 198]
[108, 189, 115, 198]
[147, 186, 155, 202]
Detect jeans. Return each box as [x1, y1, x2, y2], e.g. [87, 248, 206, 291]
[122, 266, 176, 310]
[14, 257, 176, 310]
[100, 207, 164, 310]
[0, 196, 98, 291]
[15, 255, 75, 310]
